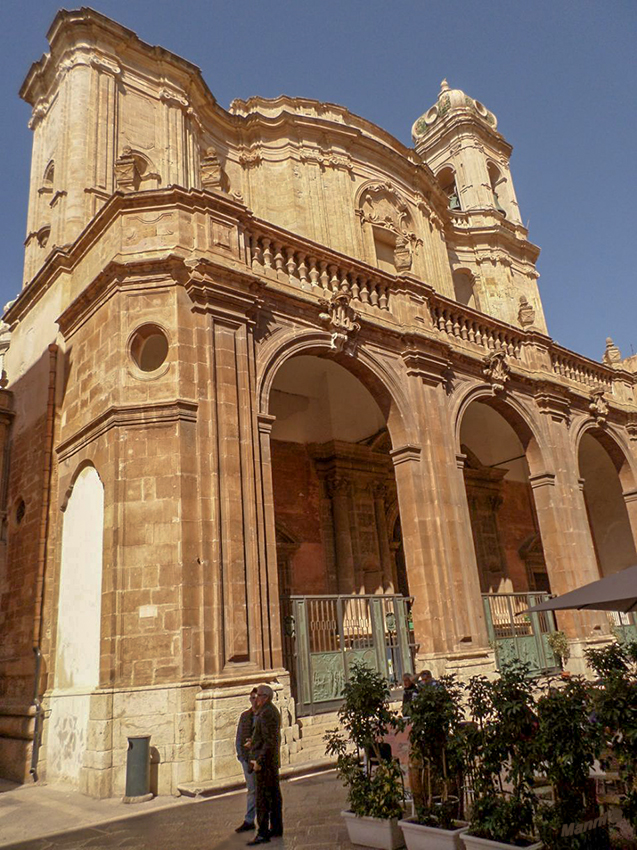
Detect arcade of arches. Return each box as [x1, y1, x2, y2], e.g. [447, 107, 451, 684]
[264, 354, 637, 695]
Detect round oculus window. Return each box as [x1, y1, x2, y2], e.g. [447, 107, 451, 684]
[130, 325, 169, 372]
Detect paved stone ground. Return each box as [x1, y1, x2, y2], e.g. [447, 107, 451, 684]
[0, 772, 355, 850]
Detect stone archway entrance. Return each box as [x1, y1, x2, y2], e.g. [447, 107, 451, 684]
[268, 354, 414, 712]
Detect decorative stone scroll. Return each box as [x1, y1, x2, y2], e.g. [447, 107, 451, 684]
[318, 291, 361, 355]
[200, 147, 226, 192]
[482, 350, 510, 392]
[589, 390, 609, 425]
[114, 146, 139, 192]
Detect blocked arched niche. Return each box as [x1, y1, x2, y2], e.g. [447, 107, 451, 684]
[56, 465, 104, 689]
[47, 465, 104, 786]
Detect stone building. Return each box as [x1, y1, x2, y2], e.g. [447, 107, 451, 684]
[1, 8, 636, 797]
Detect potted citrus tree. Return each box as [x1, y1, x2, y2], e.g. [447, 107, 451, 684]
[533, 674, 607, 849]
[461, 662, 542, 850]
[398, 674, 469, 849]
[325, 661, 406, 850]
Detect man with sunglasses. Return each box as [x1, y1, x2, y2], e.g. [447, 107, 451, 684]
[234, 687, 259, 834]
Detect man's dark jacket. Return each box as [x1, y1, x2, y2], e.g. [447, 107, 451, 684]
[236, 707, 255, 763]
[250, 701, 281, 769]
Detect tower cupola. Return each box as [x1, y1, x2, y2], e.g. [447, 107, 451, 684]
[413, 80, 521, 225]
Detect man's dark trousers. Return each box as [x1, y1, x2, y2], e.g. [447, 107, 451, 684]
[256, 762, 283, 837]
[251, 700, 283, 838]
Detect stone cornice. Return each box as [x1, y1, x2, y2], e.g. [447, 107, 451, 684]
[56, 399, 198, 461]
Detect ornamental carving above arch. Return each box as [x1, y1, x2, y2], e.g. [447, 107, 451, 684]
[357, 181, 415, 235]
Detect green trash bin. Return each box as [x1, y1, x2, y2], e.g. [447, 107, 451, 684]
[123, 735, 153, 803]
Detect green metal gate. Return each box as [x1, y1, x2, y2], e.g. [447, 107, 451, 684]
[282, 594, 415, 716]
[608, 610, 637, 644]
[482, 592, 559, 675]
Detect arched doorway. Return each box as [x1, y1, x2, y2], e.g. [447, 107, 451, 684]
[459, 398, 557, 672]
[267, 354, 413, 712]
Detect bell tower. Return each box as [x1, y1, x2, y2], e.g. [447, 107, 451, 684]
[412, 81, 546, 333]
[413, 79, 522, 223]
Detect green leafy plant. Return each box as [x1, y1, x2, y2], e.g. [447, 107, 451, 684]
[461, 661, 538, 845]
[534, 675, 606, 849]
[546, 630, 571, 668]
[586, 640, 637, 836]
[324, 661, 404, 820]
[408, 674, 465, 829]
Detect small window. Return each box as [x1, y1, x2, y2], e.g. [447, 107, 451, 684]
[487, 163, 507, 216]
[16, 499, 26, 525]
[43, 161, 55, 186]
[37, 226, 51, 248]
[130, 324, 169, 372]
[453, 270, 477, 309]
[373, 228, 397, 274]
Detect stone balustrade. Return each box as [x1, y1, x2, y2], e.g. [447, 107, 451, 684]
[429, 298, 523, 360]
[245, 227, 392, 313]
[550, 348, 614, 391]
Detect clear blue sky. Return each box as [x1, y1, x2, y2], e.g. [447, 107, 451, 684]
[1, 1, 635, 362]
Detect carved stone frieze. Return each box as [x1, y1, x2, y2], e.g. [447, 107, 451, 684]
[318, 291, 360, 355]
[482, 350, 510, 392]
[589, 389, 609, 425]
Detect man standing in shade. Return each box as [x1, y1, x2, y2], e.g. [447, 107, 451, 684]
[246, 684, 283, 846]
[235, 687, 258, 834]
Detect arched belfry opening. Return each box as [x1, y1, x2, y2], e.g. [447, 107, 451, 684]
[267, 353, 413, 712]
[578, 430, 637, 578]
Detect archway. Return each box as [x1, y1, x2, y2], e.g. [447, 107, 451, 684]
[578, 430, 637, 577]
[459, 399, 549, 594]
[267, 353, 413, 711]
[47, 465, 104, 785]
[269, 355, 405, 597]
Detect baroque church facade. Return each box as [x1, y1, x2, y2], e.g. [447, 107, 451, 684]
[1, 8, 636, 797]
